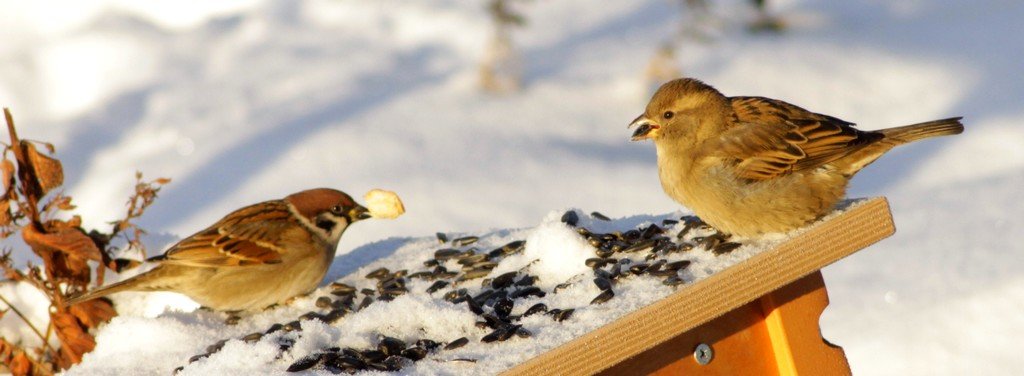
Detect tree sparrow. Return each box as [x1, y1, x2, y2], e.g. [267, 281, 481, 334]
[65, 188, 372, 311]
[630, 78, 963, 237]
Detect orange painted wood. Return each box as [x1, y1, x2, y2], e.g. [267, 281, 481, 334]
[600, 271, 850, 376]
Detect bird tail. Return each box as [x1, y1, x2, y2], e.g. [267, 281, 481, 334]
[878, 117, 964, 144]
[833, 116, 963, 176]
[63, 268, 166, 307]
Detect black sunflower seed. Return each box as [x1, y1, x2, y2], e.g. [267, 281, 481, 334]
[591, 289, 615, 304]
[365, 267, 391, 279]
[378, 337, 406, 356]
[552, 308, 575, 322]
[665, 260, 692, 271]
[434, 248, 462, 260]
[493, 297, 514, 318]
[523, 303, 548, 317]
[426, 280, 449, 294]
[713, 242, 742, 255]
[663, 276, 686, 286]
[265, 323, 284, 334]
[452, 236, 480, 247]
[515, 275, 537, 286]
[330, 282, 356, 294]
[401, 347, 428, 361]
[510, 286, 545, 299]
[315, 296, 333, 309]
[444, 337, 469, 350]
[357, 296, 374, 310]
[561, 211, 579, 226]
[287, 354, 322, 372]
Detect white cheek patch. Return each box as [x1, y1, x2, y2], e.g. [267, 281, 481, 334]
[364, 189, 405, 219]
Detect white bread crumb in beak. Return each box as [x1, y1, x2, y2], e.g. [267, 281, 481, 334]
[364, 189, 405, 219]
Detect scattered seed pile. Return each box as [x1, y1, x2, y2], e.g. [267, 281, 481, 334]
[168, 208, 773, 375]
[150, 202, 877, 375]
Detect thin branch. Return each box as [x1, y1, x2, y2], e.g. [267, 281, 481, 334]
[0, 293, 57, 357]
[0, 337, 55, 376]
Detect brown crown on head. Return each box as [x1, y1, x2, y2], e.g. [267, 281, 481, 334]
[653, 78, 724, 105]
[285, 188, 356, 220]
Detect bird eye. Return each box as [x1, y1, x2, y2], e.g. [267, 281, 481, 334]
[663, 111, 674, 119]
[330, 205, 343, 214]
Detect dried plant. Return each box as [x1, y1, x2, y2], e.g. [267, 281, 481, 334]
[480, 0, 529, 93]
[0, 108, 169, 374]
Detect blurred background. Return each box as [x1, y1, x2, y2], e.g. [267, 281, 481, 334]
[1, 0, 1021, 373]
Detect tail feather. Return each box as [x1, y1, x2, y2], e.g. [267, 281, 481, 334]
[834, 116, 963, 175]
[63, 268, 164, 307]
[879, 117, 964, 144]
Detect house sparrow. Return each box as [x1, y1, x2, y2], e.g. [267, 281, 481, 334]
[630, 78, 963, 237]
[64, 188, 373, 312]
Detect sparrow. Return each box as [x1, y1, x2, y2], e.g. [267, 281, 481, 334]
[64, 188, 372, 312]
[630, 78, 963, 237]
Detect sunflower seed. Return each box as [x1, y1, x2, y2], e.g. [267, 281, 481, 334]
[561, 211, 579, 226]
[591, 289, 615, 304]
[287, 354, 321, 372]
[665, 260, 692, 271]
[444, 337, 469, 350]
[713, 242, 742, 255]
[491, 271, 518, 289]
[452, 236, 479, 247]
[523, 303, 548, 317]
[426, 280, 449, 294]
[365, 267, 391, 279]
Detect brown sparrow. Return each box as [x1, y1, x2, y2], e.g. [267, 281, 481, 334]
[630, 78, 963, 237]
[64, 188, 371, 311]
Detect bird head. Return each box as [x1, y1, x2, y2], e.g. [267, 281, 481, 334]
[286, 188, 370, 244]
[629, 78, 731, 146]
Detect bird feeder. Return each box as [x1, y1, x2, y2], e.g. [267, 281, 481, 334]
[506, 197, 894, 375]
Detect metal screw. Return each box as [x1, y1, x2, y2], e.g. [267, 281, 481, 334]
[694, 343, 713, 365]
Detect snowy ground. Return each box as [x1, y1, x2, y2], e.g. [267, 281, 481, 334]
[1, 0, 1022, 374]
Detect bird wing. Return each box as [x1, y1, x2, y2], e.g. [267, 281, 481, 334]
[155, 201, 305, 267]
[718, 96, 882, 181]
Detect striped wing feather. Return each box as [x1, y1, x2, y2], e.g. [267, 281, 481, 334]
[721, 96, 881, 180]
[156, 201, 300, 267]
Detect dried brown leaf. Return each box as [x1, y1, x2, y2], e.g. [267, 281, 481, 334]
[51, 312, 94, 367]
[68, 299, 116, 329]
[22, 142, 63, 198]
[40, 142, 55, 154]
[22, 225, 101, 262]
[154, 177, 171, 185]
[65, 215, 81, 228]
[0, 199, 11, 227]
[1, 159, 13, 194]
[9, 351, 31, 376]
[22, 225, 102, 285]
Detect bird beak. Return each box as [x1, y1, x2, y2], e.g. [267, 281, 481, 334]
[349, 205, 372, 222]
[629, 115, 660, 141]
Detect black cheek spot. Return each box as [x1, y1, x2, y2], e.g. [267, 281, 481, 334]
[316, 219, 336, 233]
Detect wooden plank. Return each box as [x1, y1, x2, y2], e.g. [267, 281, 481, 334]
[504, 198, 894, 376]
[601, 271, 848, 375]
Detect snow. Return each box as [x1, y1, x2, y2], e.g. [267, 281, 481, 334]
[67, 208, 793, 375]
[0, 0, 1021, 374]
